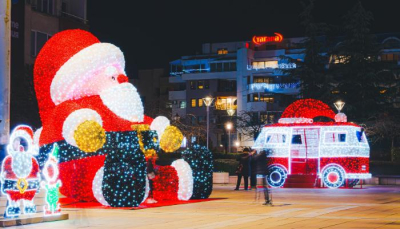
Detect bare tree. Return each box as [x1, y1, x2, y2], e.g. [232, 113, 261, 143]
[236, 110, 266, 145]
[365, 113, 400, 161]
[172, 114, 207, 148]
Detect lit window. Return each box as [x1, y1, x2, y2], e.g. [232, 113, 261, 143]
[198, 99, 203, 107]
[191, 99, 196, 107]
[180, 101, 186, 109]
[252, 61, 278, 69]
[381, 54, 399, 62]
[331, 90, 340, 94]
[380, 89, 387, 94]
[215, 97, 237, 110]
[264, 61, 278, 68]
[331, 55, 348, 64]
[198, 81, 204, 89]
[217, 48, 228, 55]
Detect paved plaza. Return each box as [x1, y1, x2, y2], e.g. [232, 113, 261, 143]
[18, 185, 400, 229]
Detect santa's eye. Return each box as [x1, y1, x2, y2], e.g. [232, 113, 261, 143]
[111, 76, 116, 80]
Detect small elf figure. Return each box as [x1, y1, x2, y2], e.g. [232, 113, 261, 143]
[42, 143, 62, 215]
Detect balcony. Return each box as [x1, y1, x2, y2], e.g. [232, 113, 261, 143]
[169, 90, 186, 100]
[181, 71, 236, 80]
[248, 82, 300, 94]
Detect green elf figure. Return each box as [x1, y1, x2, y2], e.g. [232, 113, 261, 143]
[42, 143, 62, 215]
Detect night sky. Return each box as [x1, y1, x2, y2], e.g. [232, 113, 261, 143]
[87, 0, 400, 76]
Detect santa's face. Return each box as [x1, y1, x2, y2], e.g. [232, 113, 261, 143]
[87, 65, 144, 122]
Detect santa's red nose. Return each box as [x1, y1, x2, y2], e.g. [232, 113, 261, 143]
[117, 74, 129, 83]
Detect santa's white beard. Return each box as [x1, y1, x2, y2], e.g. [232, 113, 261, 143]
[11, 151, 33, 178]
[100, 83, 144, 122]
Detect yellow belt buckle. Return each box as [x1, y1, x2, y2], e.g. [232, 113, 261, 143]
[16, 178, 28, 194]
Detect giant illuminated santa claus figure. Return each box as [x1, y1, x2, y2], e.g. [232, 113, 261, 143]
[33, 30, 212, 207]
[1, 126, 40, 217]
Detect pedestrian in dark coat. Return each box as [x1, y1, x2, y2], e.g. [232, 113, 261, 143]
[252, 150, 272, 205]
[249, 148, 257, 189]
[234, 148, 251, 190]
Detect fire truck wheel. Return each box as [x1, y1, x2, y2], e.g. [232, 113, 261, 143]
[266, 166, 287, 188]
[322, 165, 345, 189]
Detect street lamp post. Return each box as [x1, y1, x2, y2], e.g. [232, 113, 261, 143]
[203, 96, 214, 149]
[225, 122, 233, 154]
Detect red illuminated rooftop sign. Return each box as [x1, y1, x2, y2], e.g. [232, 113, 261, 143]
[252, 33, 283, 45]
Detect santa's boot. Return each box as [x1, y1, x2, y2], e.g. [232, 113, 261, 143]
[4, 201, 21, 218]
[24, 201, 37, 214]
[101, 132, 147, 207]
[180, 144, 213, 199]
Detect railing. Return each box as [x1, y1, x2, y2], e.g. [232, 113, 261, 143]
[61, 11, 88, 24]
[248, 82, 300, 94]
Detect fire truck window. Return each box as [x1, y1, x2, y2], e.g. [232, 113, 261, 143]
[266, 134, 286, 144]
[325, 133, 335, 143]
[338, 134, 346, 142]
[291, 134, 302, 144]
[356, 131, 366, 143]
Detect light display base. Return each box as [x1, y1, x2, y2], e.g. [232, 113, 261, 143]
[0, 213, 68, 227]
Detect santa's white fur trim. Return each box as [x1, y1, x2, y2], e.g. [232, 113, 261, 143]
[141, 177, 150, 204]
[50, 43, 125, 105]
[33, 127, 42, 146]
[62, 109, 103, 147]
[150, 116, 170, 141]
[171, 159, 193, 201]
[8, 125, 34, 154]
[92, 167, 109, 206]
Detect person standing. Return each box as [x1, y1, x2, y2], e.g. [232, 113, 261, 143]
[249, 148, 257, 190]
[252, 150, 272, 205]
[234, 149, 250, 190]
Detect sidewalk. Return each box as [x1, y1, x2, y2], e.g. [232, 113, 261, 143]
[18, 184, 400, 229]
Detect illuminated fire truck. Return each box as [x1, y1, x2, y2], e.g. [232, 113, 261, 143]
[253, 99, 371, 189]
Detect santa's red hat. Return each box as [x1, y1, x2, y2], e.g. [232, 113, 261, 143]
[34, 29, 125, 120]
[8, 125, 35, 154]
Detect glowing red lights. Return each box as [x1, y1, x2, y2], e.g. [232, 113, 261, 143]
[252, 33, 283, 46]
[281, 99, 336, 120]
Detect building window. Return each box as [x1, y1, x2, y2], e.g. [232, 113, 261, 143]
[204, 80, 210, 89]
[215, 97, 237, 110]
[198, 99, 203, 107]
[252, 61, 278, 69]
[253, 77, 273, 83]
[191, 99, 197, 107]
[179, 101, 186, 109]
[197, 80, 204, 89]
[254, 95, 274, 103]
[217, 48, 228, 55]
[190, 81, 196, 90]
[33, 0, 55, 15]
[30, 31, 51, 57]
[381, 54, 399, 62]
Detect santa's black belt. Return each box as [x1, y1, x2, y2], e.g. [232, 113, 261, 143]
[37, 131, 158, 166]
[2, 179, 40, 190]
